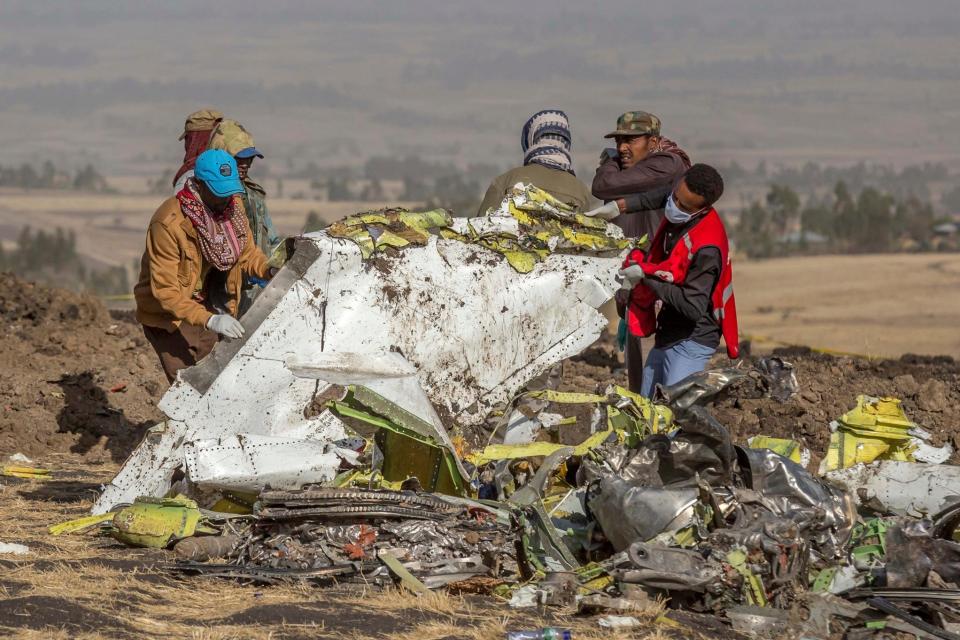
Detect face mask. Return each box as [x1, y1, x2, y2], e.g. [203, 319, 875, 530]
[664, 194, 693, 224]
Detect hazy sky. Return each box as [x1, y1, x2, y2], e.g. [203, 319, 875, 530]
[2, 0, 959, 175]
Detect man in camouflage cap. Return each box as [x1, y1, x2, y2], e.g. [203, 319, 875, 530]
[207, 119, 281, 312]
[605, 110, 662, 139]
[589, 110, 690, 241]
[587, 110, 691, 393]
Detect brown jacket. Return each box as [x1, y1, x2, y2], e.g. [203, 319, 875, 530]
[134, 196, 270, 331]
[476, 164, 594, 216]
[591, 139, 691, 241]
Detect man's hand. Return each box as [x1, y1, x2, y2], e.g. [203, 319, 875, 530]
[207, 314, 245, 339]
[616, 264, 646, 290]
[600, 147, 619, 163]
[582, 201, 621, 221]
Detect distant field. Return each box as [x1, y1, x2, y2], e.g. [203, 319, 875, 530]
[736, 253, 960, 359]
[0, 188, 420, 268]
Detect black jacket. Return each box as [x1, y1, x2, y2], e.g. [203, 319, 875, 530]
[643, 215, 723, 349]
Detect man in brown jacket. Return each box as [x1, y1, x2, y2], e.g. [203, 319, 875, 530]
[135, 149, 272, 383]
[590, 111, 691, 242]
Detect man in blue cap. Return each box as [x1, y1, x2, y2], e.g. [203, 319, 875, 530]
[208, 119, 281, 312]
[134, 149, 273, 383]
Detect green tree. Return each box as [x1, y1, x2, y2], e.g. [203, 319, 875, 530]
[854, 187, 895, 252]
[17, 163, 38, 189]
[765, 184, 801, 235]
[832, 181, 857, 246]
[325, 177, 352, 201]
[800, 200, 832, 240]
[735, 201, 776, 258]
[39, 160, 57, 187]
[303, 211, 325, 233]
[941, 184, 960, 213]
[73, 164, 109, 192]
[893, 196, 935, 247]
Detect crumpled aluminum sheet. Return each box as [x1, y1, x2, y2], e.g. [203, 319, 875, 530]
[656, 357, 798, 410]
[587, 406, 740, 551]
[736, 446, 855, 558]
[590, 483, 700, 551]
[588, 403, 853, 563]
[884, 518, 960, 588]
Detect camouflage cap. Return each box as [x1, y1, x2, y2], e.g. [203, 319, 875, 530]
[207, 119, 263, 158]
[604, 111, 661, 138]
[178, 108, 223, 140]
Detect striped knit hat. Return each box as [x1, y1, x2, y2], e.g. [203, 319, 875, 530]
[521, 109, 574, 175]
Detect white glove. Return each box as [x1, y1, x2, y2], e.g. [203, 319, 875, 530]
[616, 265, 646, 290]
[583, 201, 621, 221]
[206, 314, 245, 339]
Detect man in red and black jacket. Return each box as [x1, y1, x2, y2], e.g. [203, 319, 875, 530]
[617, 164, 739, 398]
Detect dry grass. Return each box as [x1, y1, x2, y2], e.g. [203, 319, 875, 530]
[736, 252, 960, 359]
[0, 455, 691, 639]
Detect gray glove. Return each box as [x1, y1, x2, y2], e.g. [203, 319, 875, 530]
[600, 147, 619, 162]
[616, 265, 646, 291]
[583, 200, 621, 221]
[206, 314, 245, 339]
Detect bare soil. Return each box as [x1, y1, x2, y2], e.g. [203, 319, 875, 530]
[0, 273, 167, 461]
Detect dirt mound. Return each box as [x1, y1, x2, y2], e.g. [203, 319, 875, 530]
[0, 273, 166, 461]
[0, 276, 102, 326]
[562, 335, 960, 464]
[712, 346, 960, 466]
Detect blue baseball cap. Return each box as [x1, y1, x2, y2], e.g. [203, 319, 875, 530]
[235, 146, 264, 159]
[194, 149, 244, 197]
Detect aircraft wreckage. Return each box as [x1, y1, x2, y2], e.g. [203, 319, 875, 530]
[75, 185, 959, 638]
[95, 184, 632, 513]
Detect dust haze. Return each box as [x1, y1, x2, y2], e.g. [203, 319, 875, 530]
[2, 0, 959, 177]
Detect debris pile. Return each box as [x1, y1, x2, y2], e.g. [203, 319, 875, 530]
[42, 193, 960, 637]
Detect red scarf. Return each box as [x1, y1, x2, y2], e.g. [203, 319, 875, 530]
[177, 178, 247, 271]
[173, 129, 217, 187]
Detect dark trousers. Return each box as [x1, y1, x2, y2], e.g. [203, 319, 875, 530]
[625, 331, 644, 395]
[143, 322, 218, 384]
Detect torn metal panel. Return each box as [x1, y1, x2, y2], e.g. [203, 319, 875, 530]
[655, 357, 797, 410]
[820, 395, 953, 473]
[590, 484, 700, 551]
[96, 218, 625, 512]
[824, 461, 960, 517]
[183, 434, 347, 492]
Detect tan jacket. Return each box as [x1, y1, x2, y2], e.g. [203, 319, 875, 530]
[476, 164, 594, 216]
[134, 197, 270, 331]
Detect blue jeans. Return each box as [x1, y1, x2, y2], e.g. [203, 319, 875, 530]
[640, 340, 717, 398]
